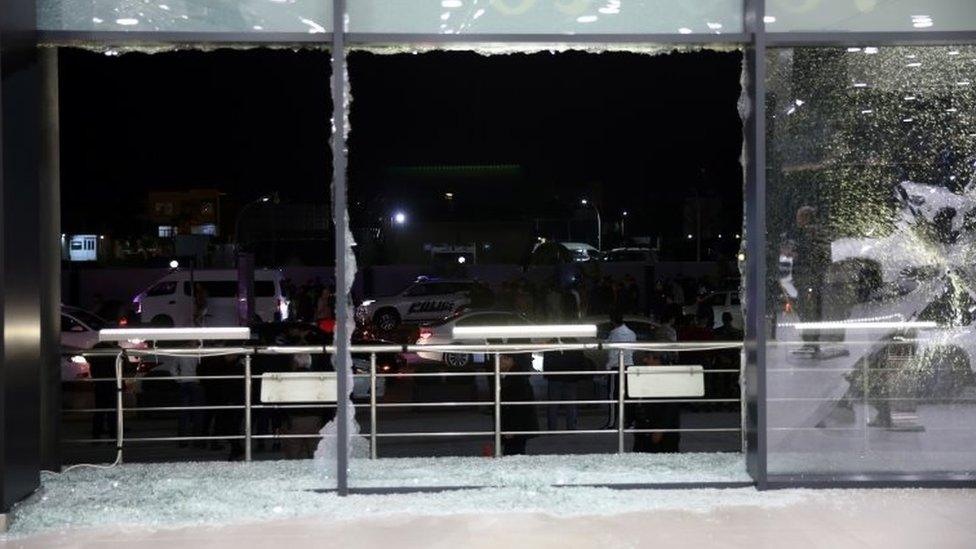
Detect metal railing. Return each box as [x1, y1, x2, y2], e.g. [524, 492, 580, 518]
[62, 340, 746, 463]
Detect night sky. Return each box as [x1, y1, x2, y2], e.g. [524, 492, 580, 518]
[60, 47, 742, 246]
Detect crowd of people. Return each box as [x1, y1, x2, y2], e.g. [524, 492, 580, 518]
[281, 277, 336, 326]
[493, 272, 721, 323]
[86, 269, 742, 460]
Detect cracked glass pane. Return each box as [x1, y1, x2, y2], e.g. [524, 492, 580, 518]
[39, 0, 332, 33]
[348, 0, 743, 35]
[765, 0, 976, 33]
[766, 46, 976, 478]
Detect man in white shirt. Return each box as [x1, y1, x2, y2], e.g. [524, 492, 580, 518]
[603, 310, 636, 429]
[164, 341, 205, 447]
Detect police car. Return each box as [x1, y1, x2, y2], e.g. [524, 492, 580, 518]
[356, 278, 488, 331]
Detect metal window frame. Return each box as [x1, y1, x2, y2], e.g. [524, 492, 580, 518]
[22, 0, 976, 498]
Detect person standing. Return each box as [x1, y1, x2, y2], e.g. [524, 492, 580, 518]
[499, 353, 539, 455]
[164, 340, 206, 448]
[544, 338, 585, 431]
[192, 283, 209, 327]
[630, 351, 681, 453]
[602, 310, 636, 429]
[791, 206, 831, 357]
[89, 342, 121, 440]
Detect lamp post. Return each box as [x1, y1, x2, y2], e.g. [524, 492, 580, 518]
[233, 193, 275, 255]
[580, 199, 602, 250]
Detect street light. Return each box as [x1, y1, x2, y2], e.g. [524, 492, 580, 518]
[234, 192, 277, 253]
[580, 198, 602, 250]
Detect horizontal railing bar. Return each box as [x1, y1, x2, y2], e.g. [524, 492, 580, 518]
[61, 396, 742, 414]
[373, 431, 494, 438]
[64, 426, 742, 445]
[66, 375, 246, 382]
[68, 341, 746, 357]
[623, 428, 741, 434]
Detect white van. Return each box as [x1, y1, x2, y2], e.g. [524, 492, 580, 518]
[134, 269, 289, 327]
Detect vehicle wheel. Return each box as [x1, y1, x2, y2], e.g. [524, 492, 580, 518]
[444, 353, 471, 368]
[150, 314, 174, 327]
[373, 308, 401, 331]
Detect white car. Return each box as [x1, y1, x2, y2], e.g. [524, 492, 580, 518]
[415, 310, 534, 368]
[133, 268, 290, 327]
[683, 291, 743, 329]
[605, 247, 657, 263]
[560, 242, 603, 262]
[61, 306, 143, 381]
[356, 278, 484, 331]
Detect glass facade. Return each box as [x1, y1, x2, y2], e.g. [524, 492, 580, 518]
[347, 0, 743, 35]
[765, 0, 976, 33]
[38, 0, 333, 33]
[22, 0, 976, 488]
[766, 45, 976, 478]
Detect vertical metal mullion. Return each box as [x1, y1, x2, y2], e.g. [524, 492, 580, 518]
[743, 0, 769, 489]
[331, 0, 351, 497]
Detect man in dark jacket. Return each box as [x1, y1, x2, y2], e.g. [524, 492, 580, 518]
[630, 351, 681, 453]
[499, 353, 538, 455]
[792, 206, 832, 355]
[543, 338, 585, 431]
[89, 342, 121, 440]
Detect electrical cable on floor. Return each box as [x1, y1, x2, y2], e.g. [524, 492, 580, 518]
[42, 352, 125, 476]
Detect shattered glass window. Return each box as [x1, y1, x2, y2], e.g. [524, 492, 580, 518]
[766, 0, 976, 32]
[348, 0, 743, 35]
[346, 48, 745, 487]
[766, 46, 976, 478]
[38, 0, 332, 33]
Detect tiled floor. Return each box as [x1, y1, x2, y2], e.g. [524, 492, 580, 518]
[9, 489, 976, 548]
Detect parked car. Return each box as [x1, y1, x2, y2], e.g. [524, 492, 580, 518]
[355, 277, 492, 331]
[560, 242, 603, 262]
[683, 291, 743, 329]
[605, 247, 657, 263]
[61, 305, 144, 381]
[414, 310, 536, 368]
[133, 268, 290, 327]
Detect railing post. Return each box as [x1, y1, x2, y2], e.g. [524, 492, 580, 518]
[115, 351, 124, 465]
[244, 353, 252, 462]
[617, 350, 625, 454]
[370, 352, 378, 460]
[494, 352, 502, 458]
